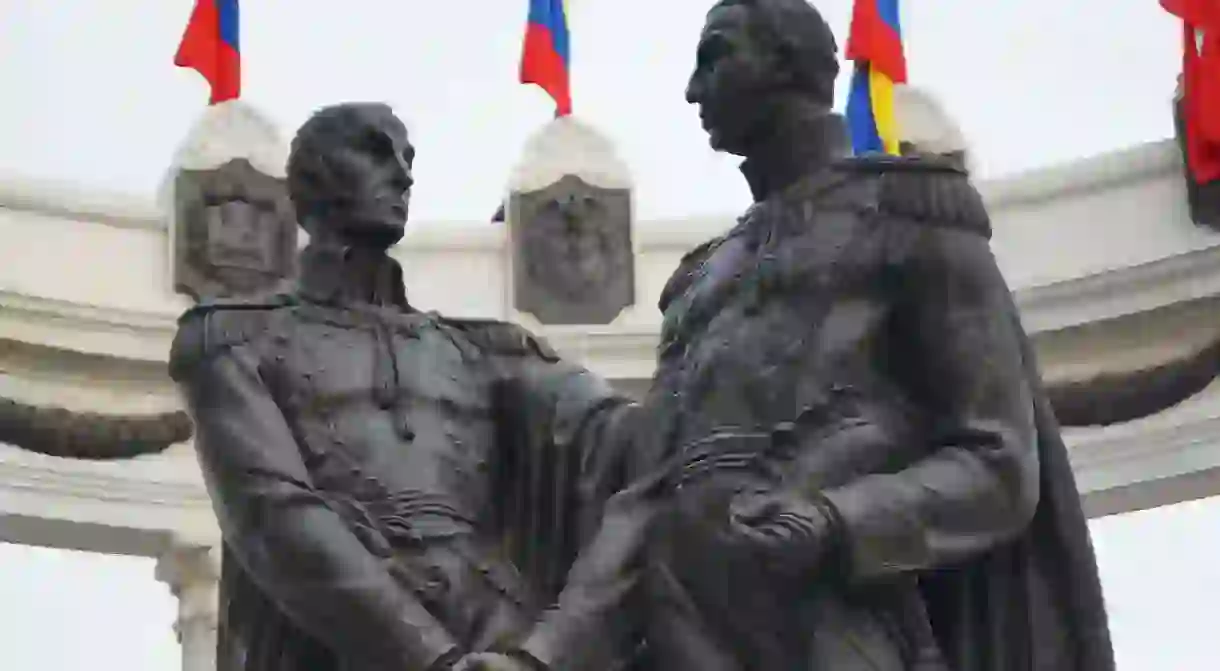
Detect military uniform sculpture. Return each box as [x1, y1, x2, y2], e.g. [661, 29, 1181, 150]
[170, 3, 1117, 670]
[510, 2, 1117, 671]
[169, 104, 637, 671]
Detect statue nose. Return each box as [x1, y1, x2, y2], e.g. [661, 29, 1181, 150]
[685, 80, 700, 104]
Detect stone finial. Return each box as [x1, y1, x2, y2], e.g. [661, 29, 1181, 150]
[163, 101, 298, 301]
[507, 116, 633, 193]
[506, 117, 636, 326]
[164, 100, 289, 179]
[894, 85, 973, 172]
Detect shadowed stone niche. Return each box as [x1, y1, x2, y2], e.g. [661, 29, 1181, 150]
[507, 117, 635, 325]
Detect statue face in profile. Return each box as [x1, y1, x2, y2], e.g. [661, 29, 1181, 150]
[686, 0, 839, 157]
[287, 103, 416, 248]
[686, 3, 778, 156]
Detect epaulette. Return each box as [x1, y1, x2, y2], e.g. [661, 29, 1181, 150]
[658, 235, 723, 312]
[438, 317, 560, 363]
[168, 293, 296, 382]
[835, 154, 992, 238]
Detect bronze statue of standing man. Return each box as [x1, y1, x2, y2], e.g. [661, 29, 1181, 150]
[512, 1, 1117, 670]
[169, 103, 640, 671]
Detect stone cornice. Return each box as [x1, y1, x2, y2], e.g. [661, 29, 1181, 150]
[1069, 386, 1220, 516]
[0, 290, 177, 362]
[977, 138, 1179, 210]
[0, 171, 162, 231]
[0, 444, 218, 554]
[5, 237, 1220, 370]
[1014, 243, 1220, 333]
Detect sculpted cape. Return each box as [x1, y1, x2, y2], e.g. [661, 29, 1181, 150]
[873, 160, 1114, 671]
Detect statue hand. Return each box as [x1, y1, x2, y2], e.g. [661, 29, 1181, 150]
[450, 652, 544, 671]
[726, 489, 837, 573]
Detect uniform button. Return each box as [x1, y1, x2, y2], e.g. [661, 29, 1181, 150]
[398, 421, 415, 440]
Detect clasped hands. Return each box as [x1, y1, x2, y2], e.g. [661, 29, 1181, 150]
[445, 489, 837, 670]
[723, 486, 839, 574]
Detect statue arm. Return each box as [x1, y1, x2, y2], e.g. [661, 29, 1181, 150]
[488, 354, 650, 669]
[536, 362, 641, 518]
[816, 224, 1040, 583]
[171, 314, 460, 670]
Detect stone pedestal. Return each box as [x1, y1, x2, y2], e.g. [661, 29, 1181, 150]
[156, 543, 221, 671]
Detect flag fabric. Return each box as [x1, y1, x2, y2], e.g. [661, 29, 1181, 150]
[520, 0, 572, 117]
[1162, 0, 1220, 182]
[174, 0, 241, 105]
[845, 0, 907, 155]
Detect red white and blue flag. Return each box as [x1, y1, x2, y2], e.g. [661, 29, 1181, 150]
[174, 0, 241, 105]
[520, 0, 572, 117]
[1162, 0, 1220, 182]
[845, 0, 907, 155]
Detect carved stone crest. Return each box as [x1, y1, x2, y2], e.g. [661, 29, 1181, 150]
[510, 174, 634, 325]
[172, 158, 297, 300]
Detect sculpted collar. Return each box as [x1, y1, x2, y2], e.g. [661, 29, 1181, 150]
[739, 112, 852, 203]
[297, 242, 410, 308]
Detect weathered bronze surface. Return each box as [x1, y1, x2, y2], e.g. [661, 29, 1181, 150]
[166, 3, 1118, 668]
[170, 103, 637, 671]
[508, 2, 1116, 670]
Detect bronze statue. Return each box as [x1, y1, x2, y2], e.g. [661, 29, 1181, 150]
[503, 1, 1116, 670]
[168, 103, 639, 671]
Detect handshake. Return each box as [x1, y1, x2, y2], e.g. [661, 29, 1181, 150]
[723, 487, 841, 575]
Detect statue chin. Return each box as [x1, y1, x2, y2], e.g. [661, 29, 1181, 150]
[337, 217, 407, 249]
[705, 128, 748, 157]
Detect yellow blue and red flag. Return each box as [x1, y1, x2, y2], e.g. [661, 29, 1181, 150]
[845, 0, 907, 155]
[174, 0, 241, 105]
[520, 0, 572, 117]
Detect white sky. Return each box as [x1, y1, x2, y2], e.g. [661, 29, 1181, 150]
[1, 0, 1216, 669]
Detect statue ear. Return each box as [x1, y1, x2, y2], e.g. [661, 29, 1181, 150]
[766, 42, 802, 90]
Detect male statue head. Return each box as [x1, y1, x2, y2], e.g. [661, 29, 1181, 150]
[286, 102, 415, 250]
[686, 0, 840, 157]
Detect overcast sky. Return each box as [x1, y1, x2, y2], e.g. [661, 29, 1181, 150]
[1, 1, 1217, 669]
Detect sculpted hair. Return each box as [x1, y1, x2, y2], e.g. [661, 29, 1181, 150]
[715, 0, 840, 106]
[285, 102, 406, 224]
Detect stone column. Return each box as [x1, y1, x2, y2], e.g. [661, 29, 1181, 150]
[156, 543, 221, 671]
